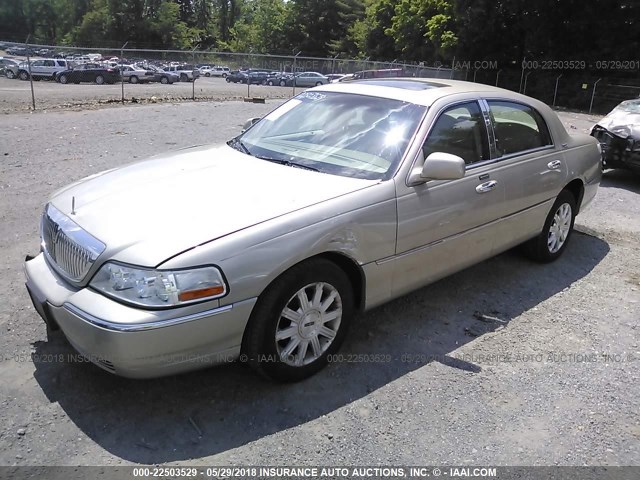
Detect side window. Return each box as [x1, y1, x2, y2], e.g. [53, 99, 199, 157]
[43, 60, 55, 67]
[422, 101, 490, 165]
[32, 60, 44, 67]
[488, 101, 552, 156]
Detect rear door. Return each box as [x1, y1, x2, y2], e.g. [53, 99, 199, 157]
[482, 99, 567, 248]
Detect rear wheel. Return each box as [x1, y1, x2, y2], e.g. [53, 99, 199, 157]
[129, 75, 139, 84]
[279, 79, 286, 87]
[6, 70, 16, 79]
[242, 258, 354, 382]
[160, 76, 169, 84]
[95, 75, 105, 85]
[226, 77, 231, 83]
[18, 70, 29, 81]
[523, 190, 577, 263]
[180, 73, 188, 82]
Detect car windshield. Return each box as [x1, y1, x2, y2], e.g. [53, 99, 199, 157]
[616, 99, 640, 114]
[238, 91, 426, 180]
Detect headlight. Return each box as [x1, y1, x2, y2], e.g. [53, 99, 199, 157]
[90, 262, 227, 308]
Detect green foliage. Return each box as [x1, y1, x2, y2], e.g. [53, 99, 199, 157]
[0, 0, 636, 68]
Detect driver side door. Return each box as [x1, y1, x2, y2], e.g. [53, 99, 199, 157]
[390, 99, 508, 298]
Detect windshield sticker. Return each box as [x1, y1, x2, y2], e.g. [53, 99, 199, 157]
[298, 91, 327, 102]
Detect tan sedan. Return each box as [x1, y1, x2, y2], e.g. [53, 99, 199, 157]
[24, 79, 602, 381]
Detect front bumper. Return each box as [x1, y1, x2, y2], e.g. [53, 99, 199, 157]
[591, 126, 640, 172]
[24, 253, 256, 378]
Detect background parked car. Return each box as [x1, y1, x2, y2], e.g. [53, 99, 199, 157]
[210, 66, 230, 77]
[226, 70, 248, 83]
[146, 65, 178, 84]
[0, 57, 19, 77]
[55, 63, 121, 84]
[287, 71, 330, 87]
[266, 72, 292, 86]
[6, 59, 71, 81]
[120, 65, 155, 84]
[163, 64, 199, 82]
[247, 71, 270, 85]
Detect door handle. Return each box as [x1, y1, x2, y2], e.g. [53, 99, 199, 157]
[547, 160, 562, 170]
[476, 180, 498, 193]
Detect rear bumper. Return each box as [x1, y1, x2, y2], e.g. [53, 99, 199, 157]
[24, 253, 256, 378]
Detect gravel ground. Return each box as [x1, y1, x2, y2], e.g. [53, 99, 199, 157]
[0, 100, 638, 469]
[0, 75, 294, 113]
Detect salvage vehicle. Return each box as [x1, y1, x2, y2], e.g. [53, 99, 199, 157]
[24, 79, 601, 382]
[591, 98, 640, 173]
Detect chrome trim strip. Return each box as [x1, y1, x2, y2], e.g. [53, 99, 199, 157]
[62, 303, 234, 332]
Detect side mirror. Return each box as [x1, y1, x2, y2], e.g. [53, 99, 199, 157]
[242, 117, 261, 132]
[408, 152, 466, 186]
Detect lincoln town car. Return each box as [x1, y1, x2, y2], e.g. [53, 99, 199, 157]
[24, 79, 602, 381]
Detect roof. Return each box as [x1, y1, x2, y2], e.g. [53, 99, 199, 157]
[317, 78, 529, 107]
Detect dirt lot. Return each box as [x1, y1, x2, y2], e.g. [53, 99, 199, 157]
[0, 100, 638, 469]
[0, 75, 294, 113]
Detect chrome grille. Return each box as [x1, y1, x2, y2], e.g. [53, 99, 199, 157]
[41, 204, 106, 282]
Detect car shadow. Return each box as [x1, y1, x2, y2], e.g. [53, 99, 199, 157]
[31, 231, 609, 464]
[601, 169, 640, 193]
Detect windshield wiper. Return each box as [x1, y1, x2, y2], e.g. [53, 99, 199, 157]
[227, 137, 250, 155]
[256, 156, 320, 172]
[228, 139, 319, 172]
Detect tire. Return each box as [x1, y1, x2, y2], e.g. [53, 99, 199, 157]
[205, 73, 210, 77]
[222, 73, 227, 78]
[523, 190, 577, 263]
[226, 77, 231, 83]
[242, 258, 354, 382]
[95, 75, 105, 85]
[261, 79, 267, 85]
[129, 75, 139, 84]
[160, 76, 169, 84]
[180, 73, 188, 82]
[315, 81, 322, 86]
[59, 74, 68, 84]
[18, 70, 29, 81]
[267, 80, 274, 86]
[279, 79, 286, 87]
[6, 69, 16, 79]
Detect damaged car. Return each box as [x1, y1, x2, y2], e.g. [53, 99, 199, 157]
[591, 98, 640, 173]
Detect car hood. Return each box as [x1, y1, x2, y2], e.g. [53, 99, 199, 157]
[596, 100, 640, 138]
[49, 144, 377, 266]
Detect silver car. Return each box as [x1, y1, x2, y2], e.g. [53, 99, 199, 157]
[24, 79, 602, 381]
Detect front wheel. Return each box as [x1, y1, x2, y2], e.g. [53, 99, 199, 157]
[18, 70, 29, 81]
[129, 75, 138, 84]
[315, 81, 323, 86]
[226, 77, 231, 83]
[160, 76, 169, 84]
[180, 73, 188, 82]
[6, 70, 16, 79]
[242, 258, 354, 382]
[523, 190, 577, 263]
[279, 79, 286, 87]
[95, 75, 105, 85]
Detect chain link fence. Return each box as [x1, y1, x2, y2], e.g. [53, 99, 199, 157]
[1, 42, 638, 115]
